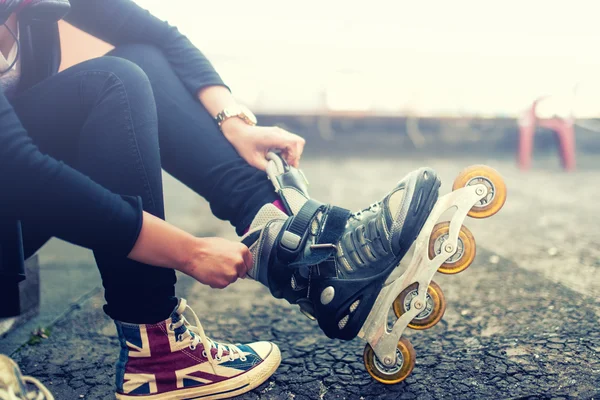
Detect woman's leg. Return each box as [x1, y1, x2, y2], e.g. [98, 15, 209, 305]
[107, 44, 279, 235]
[12, 56, 177, 324]
[12, 58, 283, 398]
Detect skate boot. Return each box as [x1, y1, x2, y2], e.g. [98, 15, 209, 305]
[0, 354, 54, 400]
[245, 153, 507, 384]
[242, 152, 441, 341]
[114, 298, 281, 399]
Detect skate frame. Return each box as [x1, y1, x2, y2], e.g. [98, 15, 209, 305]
[357, 184, 488, 369]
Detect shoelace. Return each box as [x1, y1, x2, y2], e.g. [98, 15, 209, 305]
[340, 203, 390, 271]
[350, 203, 380, 221]
[0, 376, 54, 400]
[170, 299, 245, 373]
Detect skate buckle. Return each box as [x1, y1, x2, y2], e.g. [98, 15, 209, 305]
[310, 243, 337, 251]
[280, 231, 302, 250]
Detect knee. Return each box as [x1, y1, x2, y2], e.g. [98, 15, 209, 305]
[88, 56, 153, 97]
[76, 56, 156, 119]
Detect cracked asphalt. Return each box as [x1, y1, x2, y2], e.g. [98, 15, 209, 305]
[3, 151, 600, 399]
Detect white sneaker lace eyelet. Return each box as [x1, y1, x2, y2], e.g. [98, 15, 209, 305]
[202, 350, 207, 358]
[189, 344, 196, 351]
[168, 323, 174, 331]
[216, 356, 222, 361]
[240, 356, 247, 362]
[177, 334, 183, 342]
[228, 357, 234, 362]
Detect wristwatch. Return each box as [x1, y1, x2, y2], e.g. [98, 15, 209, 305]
[215, 105, 257, 128]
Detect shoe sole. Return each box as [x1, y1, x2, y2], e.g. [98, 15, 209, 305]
[115, 345, 281, 400]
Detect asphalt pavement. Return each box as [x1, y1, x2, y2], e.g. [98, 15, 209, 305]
[2, 152, 599, 399]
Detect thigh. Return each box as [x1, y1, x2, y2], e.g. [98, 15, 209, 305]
[11, 55, 164, 252]
[12, 56, 164, 216]
[108, 44, 277, 233]
[11, 62, 102, 258]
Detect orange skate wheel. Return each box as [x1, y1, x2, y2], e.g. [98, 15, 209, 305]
[393, 281, 446, 330]
[363, 337, 416, 384]
[429, 222, 476, 275]
[452, 165, 507, 219]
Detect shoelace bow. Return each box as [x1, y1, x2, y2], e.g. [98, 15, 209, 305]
[170, 299, 245, 373]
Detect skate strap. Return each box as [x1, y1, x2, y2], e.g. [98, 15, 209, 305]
[289, 205, 351, 268]
[279, 199, 324, 255]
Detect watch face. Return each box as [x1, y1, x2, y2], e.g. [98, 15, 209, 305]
[240, 105, 258, 125]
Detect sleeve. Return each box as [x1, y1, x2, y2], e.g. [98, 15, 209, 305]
[64, 0, 229, 96]
[0, 92, 143, 256]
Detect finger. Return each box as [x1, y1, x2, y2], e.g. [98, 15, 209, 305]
[289, 143, 301, 168]
[265, 130, 302, 167]
[254, 156, 268, 172]
[287, 142, 302, 168]
[296, 138, 305, 166]
[286, 133, 305, 168]
[211, 281, 226, 289]
[241, 246, 253, 278]
[280, 138, 299, 167]
[283, 145, 297, 167]
[234, 258, 246, 279]
[264, 135, 292, 164]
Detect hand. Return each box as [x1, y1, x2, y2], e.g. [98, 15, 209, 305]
[179, 237, 253, 289]
[221, 118, 305, 171]
[128, 212, 253, 290]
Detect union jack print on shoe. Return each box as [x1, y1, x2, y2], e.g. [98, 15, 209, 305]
[114, 298, 281, 399]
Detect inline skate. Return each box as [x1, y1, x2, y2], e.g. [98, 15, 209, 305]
[242, 152, 506, 383]
[243, 151, 440, 340]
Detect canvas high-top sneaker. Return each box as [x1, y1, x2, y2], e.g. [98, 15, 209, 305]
[114, 298, 280, 399]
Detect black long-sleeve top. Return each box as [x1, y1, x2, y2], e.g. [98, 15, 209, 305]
[0, 0, 226, 273]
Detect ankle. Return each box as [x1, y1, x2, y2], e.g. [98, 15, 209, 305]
[107, 297, 177, 325]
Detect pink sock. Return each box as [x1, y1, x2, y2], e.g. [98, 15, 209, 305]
[243, 200, 287, 234]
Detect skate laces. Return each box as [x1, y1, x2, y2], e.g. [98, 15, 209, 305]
[170, 299, 245, 372]
[338, 202, 390, 270]
[0, 376, 54, 400]
[350, 203, 380, 221]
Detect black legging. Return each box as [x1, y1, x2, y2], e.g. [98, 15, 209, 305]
[10, 44, 278, 324]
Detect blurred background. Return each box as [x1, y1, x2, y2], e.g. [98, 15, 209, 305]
[59, 0, 600, 156]
[131, 0, 600, 118]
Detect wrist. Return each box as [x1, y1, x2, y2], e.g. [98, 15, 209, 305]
[221, 117, 249, 139]
[176, 234, 203, 273]
[129, 212, 198, 272]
